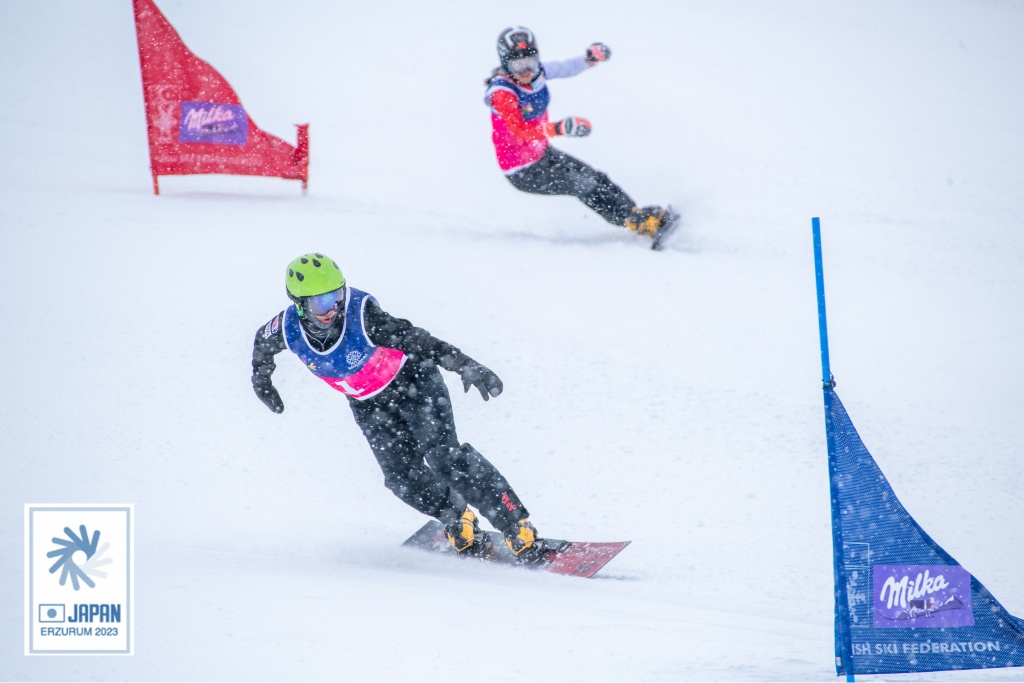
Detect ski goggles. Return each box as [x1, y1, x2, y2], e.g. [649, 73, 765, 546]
[304, 286, 346, 316]
[507, 55, 540, 75]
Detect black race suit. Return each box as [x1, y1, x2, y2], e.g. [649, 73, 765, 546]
[507, 146, 636, 226]
[251, 300, 529, 532]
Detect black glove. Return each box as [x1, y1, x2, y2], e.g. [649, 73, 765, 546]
[255, 384, 284, 413]
[456, 359, 503, 401]
[586, 42, 611, 64]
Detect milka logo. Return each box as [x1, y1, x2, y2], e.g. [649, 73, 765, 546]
[179, 102, 248, 145]
[182, 105, 239, 134]
[872, 564, 974, 629]
[879, 569, 949, 609]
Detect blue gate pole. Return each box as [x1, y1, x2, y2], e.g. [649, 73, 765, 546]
[813, 217, 854, 683]
[812, 217, 833, 388]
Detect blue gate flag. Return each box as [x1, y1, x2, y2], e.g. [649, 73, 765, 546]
[826, 387, 1024, 675]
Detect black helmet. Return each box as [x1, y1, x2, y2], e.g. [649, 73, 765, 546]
[496, 26, 538, 70]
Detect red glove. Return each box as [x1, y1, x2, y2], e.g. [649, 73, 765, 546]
[586, 42, 611, 64]
[545, 116, 592, 138]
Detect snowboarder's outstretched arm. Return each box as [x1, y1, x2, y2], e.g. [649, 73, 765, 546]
[251, 313, 287, 413]
[364, 300, 503, 400]
[542, 56, 591, 79]
[543, 43, 610, 79]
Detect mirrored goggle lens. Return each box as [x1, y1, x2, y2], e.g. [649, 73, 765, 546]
[305, 287, 345, 316]
[508, 56, 539, 74]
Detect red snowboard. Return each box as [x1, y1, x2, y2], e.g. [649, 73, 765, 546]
[402, 520, 630, 579]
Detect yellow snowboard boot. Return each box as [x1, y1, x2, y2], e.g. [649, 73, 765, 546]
[625, 205, 669, 237]
[444, 508, 482, 554]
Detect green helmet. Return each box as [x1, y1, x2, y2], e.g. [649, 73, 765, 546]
[285, 253, 346, 316]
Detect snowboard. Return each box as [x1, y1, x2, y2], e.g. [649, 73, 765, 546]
[402, 520, 630, 579]
[651, 206, 681, 251]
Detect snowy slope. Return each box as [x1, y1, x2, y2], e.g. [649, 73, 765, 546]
[1, 1, 1023, 680]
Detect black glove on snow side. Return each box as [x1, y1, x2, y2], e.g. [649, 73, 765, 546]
[456, 359, 503, 401]
[255, 384, 285, 413]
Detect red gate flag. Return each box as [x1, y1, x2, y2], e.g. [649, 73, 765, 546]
[132, 0, 309, 194]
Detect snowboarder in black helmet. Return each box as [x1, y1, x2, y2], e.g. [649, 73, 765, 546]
[251, 253, 539, 558]
[486, 26, 675, 243]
